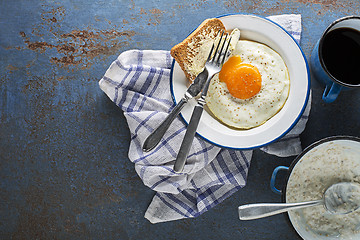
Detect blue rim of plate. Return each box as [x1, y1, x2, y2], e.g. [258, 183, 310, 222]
[169, 13, 311, 150]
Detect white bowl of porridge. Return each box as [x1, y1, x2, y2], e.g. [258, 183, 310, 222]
[271, 136, 360, 239]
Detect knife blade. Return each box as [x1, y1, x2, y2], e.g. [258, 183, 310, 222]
[142, 68, 209, 152]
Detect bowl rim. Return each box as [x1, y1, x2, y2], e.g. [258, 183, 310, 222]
[169, 13, 311, 150]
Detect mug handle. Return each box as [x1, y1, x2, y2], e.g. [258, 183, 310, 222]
[322, 83, 342, 103]
[270, 166, 289, 195]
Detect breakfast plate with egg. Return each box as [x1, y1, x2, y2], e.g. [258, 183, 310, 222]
[170, 14, 310, 149]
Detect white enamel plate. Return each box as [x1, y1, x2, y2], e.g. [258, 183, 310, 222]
[170, 14, 310, 149]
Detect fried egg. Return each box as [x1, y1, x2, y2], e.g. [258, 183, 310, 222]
[206, 40, 290, 129]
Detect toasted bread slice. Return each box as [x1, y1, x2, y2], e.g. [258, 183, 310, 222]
[170, 18, 226, 83]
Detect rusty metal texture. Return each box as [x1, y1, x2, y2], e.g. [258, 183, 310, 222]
[1, 0, 359, 239]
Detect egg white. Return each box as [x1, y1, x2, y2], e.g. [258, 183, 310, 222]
[206, 40, 290, 129]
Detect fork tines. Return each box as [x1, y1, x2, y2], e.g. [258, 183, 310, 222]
[208, 30, 232, 66]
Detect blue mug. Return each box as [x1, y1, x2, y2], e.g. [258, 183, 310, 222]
[310, 16, 360, 103]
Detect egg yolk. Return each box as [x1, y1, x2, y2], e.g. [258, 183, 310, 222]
[219, 55, 262, 99]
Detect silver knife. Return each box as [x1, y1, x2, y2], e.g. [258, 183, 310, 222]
[142, 68, 209, 152]
[174, 32, 234, 173]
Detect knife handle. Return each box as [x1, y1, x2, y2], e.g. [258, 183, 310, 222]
[142, 97, 187, 152]
[173, 96, 206, 173]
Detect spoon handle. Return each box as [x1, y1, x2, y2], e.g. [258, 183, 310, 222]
[238, 200, 322, 220]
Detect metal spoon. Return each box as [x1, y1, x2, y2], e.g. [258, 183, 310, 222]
[238, 182, 360, 220]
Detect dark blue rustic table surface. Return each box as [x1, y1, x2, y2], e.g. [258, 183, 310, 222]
[1, 0, 360, 239]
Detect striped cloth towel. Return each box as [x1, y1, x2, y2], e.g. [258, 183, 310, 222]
[99, 14, 310, 223]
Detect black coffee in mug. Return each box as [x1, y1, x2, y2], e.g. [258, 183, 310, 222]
[320, 27, 360, 86]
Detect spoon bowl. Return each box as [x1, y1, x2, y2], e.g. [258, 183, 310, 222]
[323, 182, 360, 214]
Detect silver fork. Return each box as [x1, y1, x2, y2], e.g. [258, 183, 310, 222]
[173, 31, 232, 173]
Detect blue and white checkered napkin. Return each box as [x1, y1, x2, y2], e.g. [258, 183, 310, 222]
[99, 14, 310, 223]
